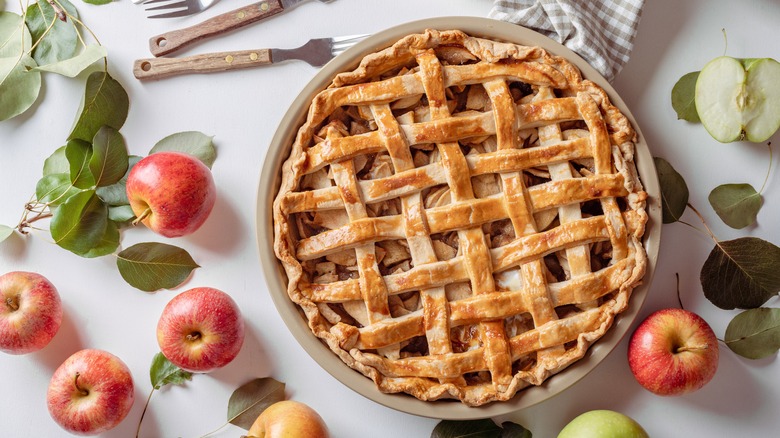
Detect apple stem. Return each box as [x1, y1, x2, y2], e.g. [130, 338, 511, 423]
[132, 208, 152, 226]
[676, 344, 708, 353]
[186, 332, 202, 342]
[4, 296, 19, 312]
[73, 373, 89, 397]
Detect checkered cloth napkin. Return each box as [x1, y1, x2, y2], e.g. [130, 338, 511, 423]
[489, 0, 645, 81]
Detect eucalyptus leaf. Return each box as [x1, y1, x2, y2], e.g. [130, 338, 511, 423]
[654, 156, 689, 223]
[80, 219, 118, 258]
[701, 237, 780, 309]
[724, 308, 780, 360]
[96, 155, 140, 206]
[150, 131, 216, 169]
[43, 145, 68, 176]
[0, 225, 13, 243]
[116, 242, 199, 292]
[65, 138, 95, 189]
[227, 378, 286, 431]
[69, 71, 129, 142]
[82, 0, 113, 4]
[90, 126, 128, 187]
[32, 44, 106, 77]
[35, 173, 81, 206]
[50, 190, 108, 255]
[0, 54, 41, 121]
[0, 11, 32, 57]
[431, 419, 503, 438]
[708, 183, 762, 229]
[150, 352, 192, 390]
[671, 71, 700, 123]
[25, 0, 79, 66]
[108, 204, 135, 223]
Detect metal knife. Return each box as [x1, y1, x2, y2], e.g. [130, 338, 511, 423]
[148, 0, 335, 57]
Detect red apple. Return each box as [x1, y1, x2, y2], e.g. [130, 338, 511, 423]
[47, 349, 135, 435]
[628, 308, 719, 396]
[126, 151, 216, 238]
[0, 271, 62, 354]
[248, 400, 329, 438]
[157, 287, 244, 373]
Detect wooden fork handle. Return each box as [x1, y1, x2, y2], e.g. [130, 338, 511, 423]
[133, 49, 273, 80]
[148, 0, 284, 57]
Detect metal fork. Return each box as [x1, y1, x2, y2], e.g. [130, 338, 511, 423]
[133, 34, 368, 80]
[144, 0, 219, 19]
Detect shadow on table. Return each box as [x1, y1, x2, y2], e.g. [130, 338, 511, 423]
[186, 187, 245, 256]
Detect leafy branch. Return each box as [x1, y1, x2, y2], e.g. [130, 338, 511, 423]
[656, 156, 780, 360]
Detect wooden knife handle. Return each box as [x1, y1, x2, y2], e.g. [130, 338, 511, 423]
[133, 49, 273, 80]
[148, 0, 284, 57]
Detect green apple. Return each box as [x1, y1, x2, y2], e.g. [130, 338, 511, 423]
[695, 56, 780, 142]
[557, 410, 648, 438]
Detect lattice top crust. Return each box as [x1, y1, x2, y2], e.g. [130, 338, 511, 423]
[273, 29, 648, 406]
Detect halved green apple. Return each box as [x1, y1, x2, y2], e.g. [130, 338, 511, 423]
[695, 56, 780, 142]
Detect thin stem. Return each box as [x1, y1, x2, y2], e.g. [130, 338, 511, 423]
[686, 203, 719, 244]
[676, 219, 710, 239]
[675, 273, 684, 310]
[5, 296, 20, 312]
[132, 208, 152, 226]
[758, 142, 772, 195]
[73, 373, 89, 397]
[135, 389, 155, 438]
[199, 422, 230, 438]
[47, 0, 66, 21]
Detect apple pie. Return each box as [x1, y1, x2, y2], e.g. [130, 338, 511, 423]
[273, 29, 648, 406]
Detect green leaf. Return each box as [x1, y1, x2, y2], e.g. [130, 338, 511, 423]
[431, 419, 503, 438]
[0, 225, 13, 243]
[65, 138, 95, 189]
[0, 12, 32, 57]
[90, 126, 128, 187]
[150, 131, 217, 169]
[499, 422, 532, 438]
[68, 71, 129, 142]
[50, 190, 108, 255]
[96, 155, 141, 206]
[654, 156, 689, 224]
[35, 173, 81, 206]
[0, 54, 41, 121]
[116, 242, 199, 292]
[671, 71, 701, 123]
[31, 44, 106, 77]
[25, 0, 79, 66]
[708, 183, 762, 229]
[80, 219, 118, 257]
[227, 378, 286, 431]
[701, 237, 780, 309]
[724, 308, 780, 360]
[82, 0, 113, 4]
[108, 204, 135, 223]
[43, 146, 69, 176]
[150, 352, 192, 390]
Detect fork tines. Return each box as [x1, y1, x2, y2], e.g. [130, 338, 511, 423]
[331, 34, 369, 56]
[145, 0, 214, 19]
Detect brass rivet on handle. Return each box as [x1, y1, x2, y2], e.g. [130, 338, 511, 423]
[260, 2, 269, 11]
[237, 11, 246, 19]
[250, 53, 259, 61]
[225, 55, 235, 64]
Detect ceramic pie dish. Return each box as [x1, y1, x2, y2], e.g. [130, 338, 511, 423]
[257, 16, 661, 419]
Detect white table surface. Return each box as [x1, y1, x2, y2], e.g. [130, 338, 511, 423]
[2, 0, 779, 436]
